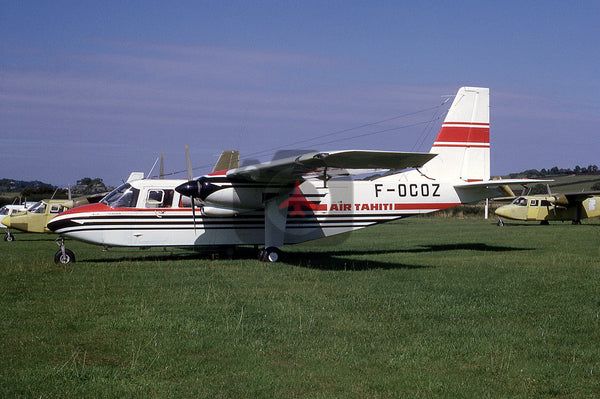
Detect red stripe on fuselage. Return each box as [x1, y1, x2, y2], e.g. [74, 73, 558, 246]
[393, 202, 460, 210]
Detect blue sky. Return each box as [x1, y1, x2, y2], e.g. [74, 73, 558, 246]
[1, 1, 598, 186]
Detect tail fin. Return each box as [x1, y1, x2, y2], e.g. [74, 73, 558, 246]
[424, 87, 490, 182]
[212, 150, 240, 173]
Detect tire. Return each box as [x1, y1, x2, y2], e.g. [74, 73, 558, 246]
[261, 247, 281, 263]
[4, 234, 14, 242]
[54, 249, 75, 264]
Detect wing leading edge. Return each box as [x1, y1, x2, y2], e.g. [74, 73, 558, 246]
[225, 150, 436, 184]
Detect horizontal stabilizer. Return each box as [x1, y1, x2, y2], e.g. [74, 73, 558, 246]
[454, 178, 553, 189]
[454, 179, 553, 202]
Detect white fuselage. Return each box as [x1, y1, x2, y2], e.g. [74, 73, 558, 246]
[47, 174, 477, 248]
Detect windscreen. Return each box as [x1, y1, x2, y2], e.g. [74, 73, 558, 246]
[101, 183, 140, 208]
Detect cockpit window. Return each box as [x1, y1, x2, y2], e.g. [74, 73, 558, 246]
[29, 201, 46, 214]
[511, 197, 528, 206]
[101, 183, 140, 208]
[0, 207, 8, 216]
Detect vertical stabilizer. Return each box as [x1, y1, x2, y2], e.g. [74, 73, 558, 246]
[423, 87, 490, 182]
[212, 150, 240, 173]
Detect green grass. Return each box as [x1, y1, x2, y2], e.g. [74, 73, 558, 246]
[1, 218, 600, 398]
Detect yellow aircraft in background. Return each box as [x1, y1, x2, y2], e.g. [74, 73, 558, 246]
[1, 195, 104, 237]
[495, 189, 600, 225]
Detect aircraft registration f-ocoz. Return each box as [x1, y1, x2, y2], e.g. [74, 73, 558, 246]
[48, 87, 540, 263]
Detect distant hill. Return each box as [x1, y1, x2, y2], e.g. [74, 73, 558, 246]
[0, 177, 113, 207]
[0, 178, 54, 193]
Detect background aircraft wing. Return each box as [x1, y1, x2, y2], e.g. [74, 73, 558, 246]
[226, 150, 436, 184]
[562, 191, 600, 202]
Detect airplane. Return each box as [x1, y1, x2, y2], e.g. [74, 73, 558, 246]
[0, 202, 35, 241]
[48, 86, 545, 264]
[495, 187, 600, 224]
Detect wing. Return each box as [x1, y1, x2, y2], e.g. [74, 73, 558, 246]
[225, 150, 436, 184]
[562, 191, 600, 202]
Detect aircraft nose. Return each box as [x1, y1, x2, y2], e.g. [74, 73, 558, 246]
[494, 206, 509, 218]
[2, 216, 11, 228]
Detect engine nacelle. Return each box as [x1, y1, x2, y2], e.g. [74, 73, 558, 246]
[552, 194, 569, 207]
[201, 205, 240, 217]
[202, 186, 264, 209]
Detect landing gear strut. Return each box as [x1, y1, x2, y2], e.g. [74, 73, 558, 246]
[258, 247, 282, 262]
[54, 237, 75, 264]
[4, 229, 15, 242]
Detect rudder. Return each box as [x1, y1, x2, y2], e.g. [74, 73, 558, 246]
[424, 87, 490, 182]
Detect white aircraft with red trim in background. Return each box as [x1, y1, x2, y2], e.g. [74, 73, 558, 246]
[48, 87, 541, 263]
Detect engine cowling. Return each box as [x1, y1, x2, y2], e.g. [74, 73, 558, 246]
[176, 177, 265, 210]
[201, 205, 240, 217]
[551, 194, 569, 207]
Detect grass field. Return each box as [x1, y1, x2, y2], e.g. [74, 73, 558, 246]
[2, 217, 600, 398]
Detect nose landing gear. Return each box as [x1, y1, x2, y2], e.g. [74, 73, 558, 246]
[54, 237, 75, 264]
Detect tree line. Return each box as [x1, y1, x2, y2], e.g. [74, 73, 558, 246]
[508, 164, 599, 179]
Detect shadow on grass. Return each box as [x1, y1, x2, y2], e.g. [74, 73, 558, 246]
[280, 250, 430, 271]
[79, 242, 533, 271]
[408, 243, 534, 252]
[83, 250, 226, 264]
[282, 242, 533, 271]
[4, 236, 56, 242]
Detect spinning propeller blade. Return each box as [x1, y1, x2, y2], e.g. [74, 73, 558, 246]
[159, 154, 164, 179]
[184, 145, 197, 232]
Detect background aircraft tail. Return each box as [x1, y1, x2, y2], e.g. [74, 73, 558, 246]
[421, 87, 490, 182]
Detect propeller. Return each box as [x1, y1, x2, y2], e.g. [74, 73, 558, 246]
[545, 184, 569, 215]
[159, 154, 164, 179]
[546, 184, 556, 215]
[181, 145, 197, 233]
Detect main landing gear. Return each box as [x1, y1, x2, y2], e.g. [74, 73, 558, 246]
[258, 247, 282, 262]
[54, 237, 75, 264]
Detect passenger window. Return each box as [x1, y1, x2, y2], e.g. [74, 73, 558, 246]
[146, 190, 164, 208]
[50, 204, 63, 214]
[146, 190, 174, 208]
[530, 200, 538, 207]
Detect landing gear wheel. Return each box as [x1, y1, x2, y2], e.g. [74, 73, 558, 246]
[4, 233, 14, 242]
[223, 246, 236, 259]
[54, 248, 75, 264]
[259, 247, 281, 263]
[496, 218, 504, 227]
